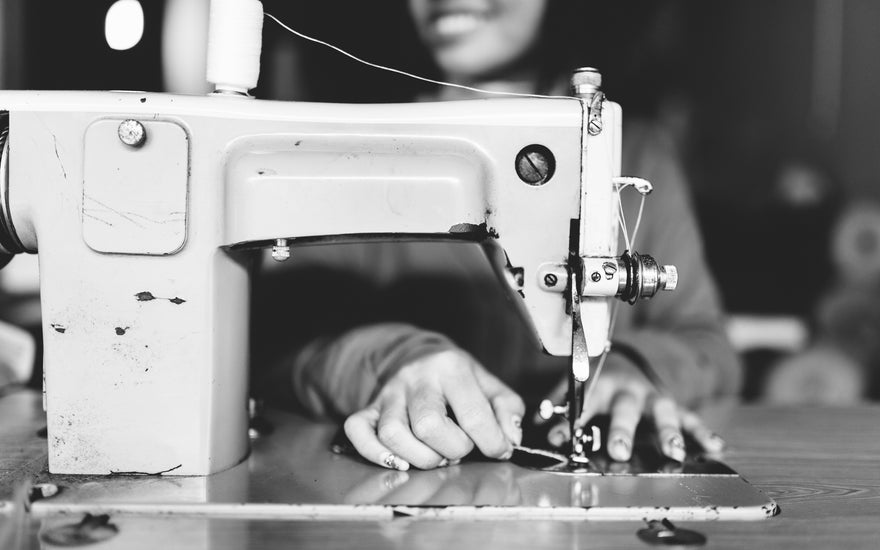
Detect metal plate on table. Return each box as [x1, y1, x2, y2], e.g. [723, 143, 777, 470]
[23, 409, 778, 521]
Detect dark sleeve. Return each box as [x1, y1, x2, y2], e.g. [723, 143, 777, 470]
[258, 322, 459, 419]
[613, 122, 743, 407]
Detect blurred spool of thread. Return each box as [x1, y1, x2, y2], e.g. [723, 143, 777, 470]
[815, 287, 880, 364]
[830, 201, 880, 287]
[763, 344, 865, 404]
[206, 0, 264, 94]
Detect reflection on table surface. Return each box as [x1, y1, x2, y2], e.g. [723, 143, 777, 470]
[16, 406, 773, 520]
[2, 391, 878, 550]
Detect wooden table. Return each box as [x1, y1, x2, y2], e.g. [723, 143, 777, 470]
[1, 390, 878, 549]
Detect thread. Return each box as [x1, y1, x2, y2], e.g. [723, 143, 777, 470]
[207, 0, 264, 94]
[265, 12, 568, 100]
[613, 178, 650, 252]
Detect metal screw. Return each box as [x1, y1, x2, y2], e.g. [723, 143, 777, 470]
[271, 238, 290, 262]
[515, 144, 555, 185]
[590, 271, 601, 282]
[118, 119, 146, 148]
[544, 273, 558, 287]
[538, 399, 567, 420]
[602, 261, 617, 279]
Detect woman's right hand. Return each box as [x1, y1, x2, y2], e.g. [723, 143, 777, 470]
[343, 349, 525, 470]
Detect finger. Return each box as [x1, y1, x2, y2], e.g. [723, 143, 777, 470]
[342, 469, 410, 505]
[606, 389, 645, 462]
[473, 367, 526, 447]
[408, 385, 474, 461]
[344, 408, 411, 471]
[542, 376, 613, 449]
[651, 396, 686, 462]
[489, 392, 526, 447]
[376, 396, 447, 469]
[376, 468, 451, 506]
[441, 363, 512, 459]
[547, 420, 569, 448]
[680, 408, 726, 454]
[576, 379, 613, 427]
[471, 464, 521, 506]
[423, 473, 476, 506]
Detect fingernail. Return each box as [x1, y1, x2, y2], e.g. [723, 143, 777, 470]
[665, 434, 686, 462]
[608, 434, 631, 461]
[382, 471, 409, 490]
[511, 414, 523, 445]
[512, 414, 522, 431]
[381, 452, 410, 471]
[448, 458, 462, 466]
[707, 433, 726, 452]
[437, 458, 450, 468]
[500, 445, 515, 461]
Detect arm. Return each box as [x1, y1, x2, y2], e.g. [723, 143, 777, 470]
[258, 321, 524, 470]
[283, 323, 459, 419]
[614, 120, 742, 406]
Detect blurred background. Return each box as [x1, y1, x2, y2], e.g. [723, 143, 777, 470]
[1, 0, 879, 404]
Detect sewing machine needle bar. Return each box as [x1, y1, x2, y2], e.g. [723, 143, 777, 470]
[569, 275, 594, 461]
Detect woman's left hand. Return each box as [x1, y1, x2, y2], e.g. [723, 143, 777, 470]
[535, 357, 725, 462]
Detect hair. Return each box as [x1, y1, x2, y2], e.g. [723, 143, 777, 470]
[536, 1, 688, 116]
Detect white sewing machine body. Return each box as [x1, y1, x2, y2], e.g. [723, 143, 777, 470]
[0, 90, 623, 475]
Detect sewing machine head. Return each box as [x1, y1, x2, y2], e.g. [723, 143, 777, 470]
[0, 1, 675, 475]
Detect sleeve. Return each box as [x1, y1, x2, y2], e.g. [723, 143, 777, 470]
[258, 322, 459, 419]
[612, 122, 743, 407]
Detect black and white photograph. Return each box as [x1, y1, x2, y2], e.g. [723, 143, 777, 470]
[0, 1, 877, 548]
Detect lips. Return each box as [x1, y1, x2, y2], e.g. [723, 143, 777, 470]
[431, 11, 490, 39]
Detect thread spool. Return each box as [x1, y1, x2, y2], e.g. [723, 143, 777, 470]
[830, 201, 880, 286]
[206, 0, 264, 94]
[763, 345, 864, 404]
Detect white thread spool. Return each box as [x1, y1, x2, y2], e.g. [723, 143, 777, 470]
[206, 0, 264, 94]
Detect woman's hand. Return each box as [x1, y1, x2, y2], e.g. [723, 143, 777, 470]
[344, 349, 525, 470]
[538, 357, 725, 462]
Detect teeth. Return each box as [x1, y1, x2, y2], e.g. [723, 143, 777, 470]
[434, 13, 486, 37]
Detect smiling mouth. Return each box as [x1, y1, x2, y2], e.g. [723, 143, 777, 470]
[430, 11, 490, 39]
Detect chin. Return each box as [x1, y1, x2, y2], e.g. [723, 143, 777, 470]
[434, 45, 516, 83]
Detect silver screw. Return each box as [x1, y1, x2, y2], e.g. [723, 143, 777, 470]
[602, 261, 617, 279]
[515, 145, 555, 186]
[538, 399, 568, 420]
[272, 238, 290, 262]
[118, 119, 146, 148]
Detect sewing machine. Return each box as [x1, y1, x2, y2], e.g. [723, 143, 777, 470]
[0, 71, 670, 473]
[0, 3, 777, 538]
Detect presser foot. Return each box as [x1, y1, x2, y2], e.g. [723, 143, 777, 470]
[535, 397, 600, 471]
[570, 424, 601, 463]
[511, 424, 603, 474]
